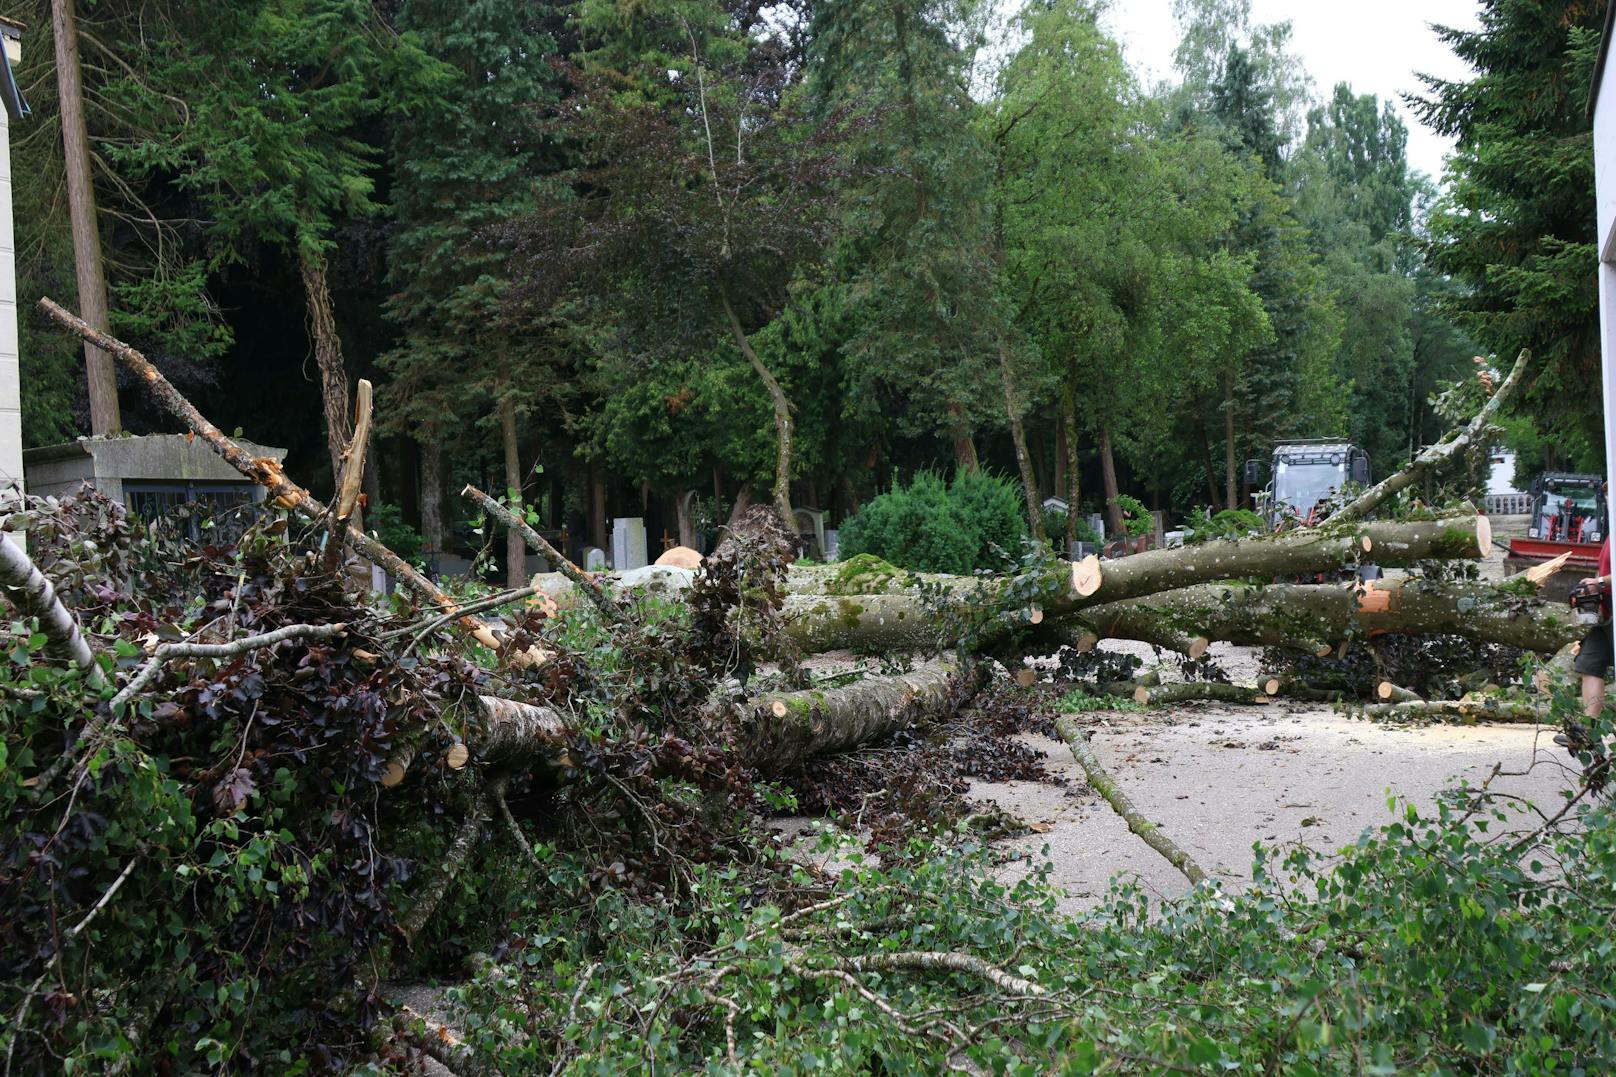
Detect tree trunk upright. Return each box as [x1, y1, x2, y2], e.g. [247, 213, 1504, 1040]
[1062, 388, 1081, 550]
[52, 0, 120, 435]
[719, 283, 794, 528]
[1099, 421, 1124, 542]
[999, 340, 1045, 542]
[947, 403, 979, 474]
[419, 438, 445, 556]
[1197, 413, 1221, 510]
[1222, 367, 1238, 511]
[589, 460, 607, 552]
[299, 247, 353, 485]
[499, 394, 525, 590]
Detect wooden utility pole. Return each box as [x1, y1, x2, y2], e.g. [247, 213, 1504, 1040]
[52, 0, 119, 435]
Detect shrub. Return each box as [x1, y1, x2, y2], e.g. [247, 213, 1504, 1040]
[839, 470, 1028, 573]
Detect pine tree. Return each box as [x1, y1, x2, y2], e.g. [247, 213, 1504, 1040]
[1413, 0, 1605, 470]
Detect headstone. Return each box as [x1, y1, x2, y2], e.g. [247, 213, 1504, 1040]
[824, 529, 840, 561]
[1087, 513, 1105, 543]
[610, 517, 647, 570]
[1068, 541, 1097, 560]
[793, 507, 827, 559]
[583, 546, 607, 571]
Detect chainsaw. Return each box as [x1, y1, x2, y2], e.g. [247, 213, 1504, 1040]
[1570, 578, 1610, 627]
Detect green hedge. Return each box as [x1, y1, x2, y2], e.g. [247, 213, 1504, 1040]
[839, 470, 1027, 573]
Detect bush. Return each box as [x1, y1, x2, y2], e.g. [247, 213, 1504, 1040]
[839, 470, 1027, 573]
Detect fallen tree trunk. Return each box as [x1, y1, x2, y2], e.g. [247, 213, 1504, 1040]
[719, 659, 966, 773]
[1072, 577, 1577, 658]
[1353, 696, 1548, 725]
[468, 662, 968, 777]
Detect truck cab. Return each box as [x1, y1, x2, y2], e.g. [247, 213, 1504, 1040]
[1246, 440, 1371, 531]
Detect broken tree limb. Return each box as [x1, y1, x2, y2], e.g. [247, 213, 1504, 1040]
[1325, 349, 1529, 526]
[36, 297, 504, 652]
[323, 379, 373, 574]
[840, 950, 1047, 997]
[112, 622, 350, 711]
[1053, 713, 1210, 885]
[462, 483, 629, 626]
[0, 532, 98, 674]
[398, 776, 505, 945]
[1353, 696, 1548, 725]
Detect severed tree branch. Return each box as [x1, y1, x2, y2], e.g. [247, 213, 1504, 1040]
[840, 950, 1047, 997]
[397, 777, 505, 945]
[36, 297, 506, 653]
[1326, 349, 1530, 525]
[462, 484, 630, 626]
[111, 623, 349, 711]
[0, 532, 99, 675]
[1054, 713, 1211, 886]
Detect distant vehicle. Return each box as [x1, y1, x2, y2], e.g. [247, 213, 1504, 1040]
[1244, 439, 1377, 581]
[1245, 439, 1371, 531]
[1504, 472, 1607, 599]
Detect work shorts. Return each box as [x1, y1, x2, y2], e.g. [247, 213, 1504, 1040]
[1575, 621, 1614, 678]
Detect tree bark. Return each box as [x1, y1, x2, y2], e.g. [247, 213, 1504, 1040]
[1098, 421, 1123, 542]
[1075, 575, 1576, 658]
[420, 438, 445, 556]
[1222, 367, 1238, 511]
[716, 659, 966, 773]
[677, 491, 697, 549]
[0, 533, 97, 672]
[999, 343, 1043, 544]
[1062, 389, 1081, 549]
[947, 403, 979, 474]
[499, 394, 525, 590]
[299, 246, 353, 484]
[719, 282, 794, 528]
[1197, 412, 1220, 510]
[52, 0, 120, 436]
[589, 459, 607, 552]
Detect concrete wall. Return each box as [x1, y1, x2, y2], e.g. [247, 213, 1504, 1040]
[23, 434, 288, 502]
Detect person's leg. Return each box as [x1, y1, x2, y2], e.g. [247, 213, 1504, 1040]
[1584, 674, 1607, 721]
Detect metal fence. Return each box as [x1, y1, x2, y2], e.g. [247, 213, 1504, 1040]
[1484, 493, 1533, 516]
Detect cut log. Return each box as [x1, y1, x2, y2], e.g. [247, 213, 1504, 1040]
[1132, 682, 1267, 706]
[1326, 349, 1529, 525]
[715, 659, 967, 773]
[1376, 681, 1422, 704]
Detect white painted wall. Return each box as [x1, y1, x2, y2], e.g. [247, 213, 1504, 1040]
[0, 34, 17, 515]
[1597, 62, 1616, 507]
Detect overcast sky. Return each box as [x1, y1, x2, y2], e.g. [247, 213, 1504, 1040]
[1098, 0, 1482, 184]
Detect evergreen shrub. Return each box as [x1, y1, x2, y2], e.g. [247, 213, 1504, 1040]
[839, 470, 1027, 573]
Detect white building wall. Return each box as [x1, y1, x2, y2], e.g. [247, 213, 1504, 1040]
[1596, 68, 1616, 505]
[0, 39, 16, 515]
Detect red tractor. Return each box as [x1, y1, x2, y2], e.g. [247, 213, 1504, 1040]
[1504, 472, 1607, 600]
